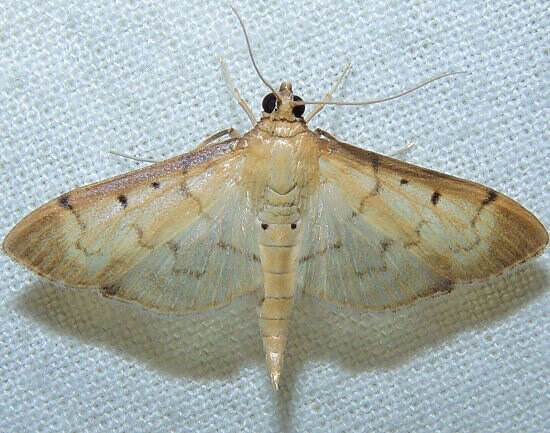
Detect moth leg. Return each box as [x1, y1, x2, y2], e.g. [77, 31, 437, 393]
[108, 149, 158, 163]
[388, 141, 416, 159]
[314, 128, 344, 143]
[305, 62, 351, 123]
[316, 128, 416, 160]
[196, 128, 241, 149]
[219, 56, 256, 125]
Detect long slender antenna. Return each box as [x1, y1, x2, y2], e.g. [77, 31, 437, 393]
[297, 71, 467, 106]
[230, 6, 277, 95]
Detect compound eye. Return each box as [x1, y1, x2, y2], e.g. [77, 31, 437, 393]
[262, 93, 277, 113]
[292, 95, 305, 118]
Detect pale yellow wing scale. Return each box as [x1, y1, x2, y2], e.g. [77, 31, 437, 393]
[298, 134, 548, 311]
[3, 138, 262, 312]
[112, 185, 262, 312]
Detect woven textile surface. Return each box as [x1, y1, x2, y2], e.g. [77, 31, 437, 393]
[1, 1, 548, 432]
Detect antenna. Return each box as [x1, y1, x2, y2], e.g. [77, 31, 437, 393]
[230, 6, 278, 96]
[297, 71, 467, 107]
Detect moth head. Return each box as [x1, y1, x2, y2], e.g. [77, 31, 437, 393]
[262, 82, 305, 121]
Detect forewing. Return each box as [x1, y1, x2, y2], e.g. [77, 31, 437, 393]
[298, 137, 548, 310]
[109, 185, 262, 312]
[4, 138, 261, 312]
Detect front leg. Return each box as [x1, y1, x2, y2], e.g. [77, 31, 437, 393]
[314, 128, 341, 143]
[315, 128, 415, 161]
[195, 128, 242, 150]
[109, 129, 242, 163]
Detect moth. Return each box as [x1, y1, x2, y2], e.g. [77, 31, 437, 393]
[3, 9, 548, 391]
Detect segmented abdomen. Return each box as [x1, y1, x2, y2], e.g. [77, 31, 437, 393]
[257, 218, 301, 390]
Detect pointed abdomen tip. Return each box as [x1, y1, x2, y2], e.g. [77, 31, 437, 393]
[271, 372, 280, 391]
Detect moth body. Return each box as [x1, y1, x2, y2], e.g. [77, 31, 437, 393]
[240, 85, 321, 389]
[3, 72, 547, 390]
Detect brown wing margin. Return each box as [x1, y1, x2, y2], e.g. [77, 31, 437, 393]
[3, 137, 243, 285]
[316, 130, 548, 277]
[51, 137, 241, 205]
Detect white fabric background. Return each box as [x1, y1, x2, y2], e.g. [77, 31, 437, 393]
[1, 1, 548, 432]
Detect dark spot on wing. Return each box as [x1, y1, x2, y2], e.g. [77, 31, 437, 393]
[261, 223, 268, 230]
[58, 194, 72, 210]
[151, 181, 160, 189]
[482, 189, 498, 206]
[100, 285, 119, 297]
[431, 191, 441, 206]
[291, 223, 297, 230]
[381, 239, 393, 252]
[400, 178, 409, 185]
[471, 189, 499, 227]
[367, 153, 380, 172]
[118, 194, 128, 208]
[433, 278, 454, 294]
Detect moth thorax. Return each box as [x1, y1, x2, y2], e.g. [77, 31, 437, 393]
[259, 185, 301, 224]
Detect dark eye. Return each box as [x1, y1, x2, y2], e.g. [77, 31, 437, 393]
[292, 95, 304, 117]
[262, 93, 277, 113]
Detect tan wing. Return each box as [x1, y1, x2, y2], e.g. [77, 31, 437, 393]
[3, 138, 262, 313]
[297, 136, 548, 311]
